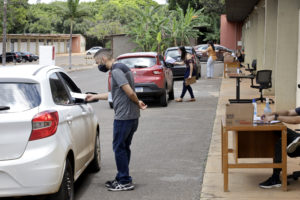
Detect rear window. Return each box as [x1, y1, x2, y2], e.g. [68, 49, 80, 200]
[0, 83, 41, 113]
[117, 57, 156, 68]
[166, 49, 193, 58]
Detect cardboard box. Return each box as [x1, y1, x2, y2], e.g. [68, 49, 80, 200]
[223, 52, 235, 63]
[226, 104, 254, 126]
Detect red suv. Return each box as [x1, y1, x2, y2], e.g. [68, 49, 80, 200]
[108, 52, 174, 107]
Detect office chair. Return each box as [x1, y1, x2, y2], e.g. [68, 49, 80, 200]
[250, 70, 275, 104]
[245, 59, 257, 86]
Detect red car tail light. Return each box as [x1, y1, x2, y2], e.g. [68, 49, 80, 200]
[30, 110, 59, 141]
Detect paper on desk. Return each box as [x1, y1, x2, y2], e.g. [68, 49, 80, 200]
[165, 56, 176, 64]
[253, 116, 280, 124]
[71, 92, 87, 99]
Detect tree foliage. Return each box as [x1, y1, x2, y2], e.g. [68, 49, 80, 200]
[126, 5, 208, 53]
[0, 0, 29, 34]
[168, 0, 225, 42]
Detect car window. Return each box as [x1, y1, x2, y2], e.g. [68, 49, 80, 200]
[117, 57, 156, 68]
[0, 83, 41, 113]
[166, 50, 180, 58]
[49, 73, 71, 105]
[58, 72, 84, 103]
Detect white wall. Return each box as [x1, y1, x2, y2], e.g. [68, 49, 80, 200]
[297, 9, 300, 107]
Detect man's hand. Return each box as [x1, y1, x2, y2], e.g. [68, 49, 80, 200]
[138, 100, 147, 110]
[85, 94, 97, 102]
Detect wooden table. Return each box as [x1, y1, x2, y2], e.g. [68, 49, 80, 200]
[228, 73, 254, 103]
[221, 121, 287, 191]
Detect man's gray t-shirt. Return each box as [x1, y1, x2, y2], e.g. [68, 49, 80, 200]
[111, 63, 140, 120]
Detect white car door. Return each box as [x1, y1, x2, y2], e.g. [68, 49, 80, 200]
[49, 72, 90, 176]
[57, 72, 95, 165]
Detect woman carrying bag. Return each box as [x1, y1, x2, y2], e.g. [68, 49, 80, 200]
[174, 46, 196, 102]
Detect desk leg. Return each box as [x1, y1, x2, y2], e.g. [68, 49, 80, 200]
[221, 124, 224, 173]
[236, 78, 240, 100]
[223, 129, 229, 192]
[281, 129, 287, 191]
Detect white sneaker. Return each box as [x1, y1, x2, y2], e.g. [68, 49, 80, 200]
[287, 137, 300, 153]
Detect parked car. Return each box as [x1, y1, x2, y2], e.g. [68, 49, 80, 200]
[0, 65, 101, 199]
[24, 52, 39, 61]
[194, 44, 233, 62]
[17, 52, 34, 62]
[164, 46, 202, 79]
[108, 52, 174, 107]
[86, 46, 102, 55]
[0, 52, 22, 63]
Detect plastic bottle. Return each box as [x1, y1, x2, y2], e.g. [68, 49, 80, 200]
[264, 98, 272, 114]
[252, 99, 257, 120]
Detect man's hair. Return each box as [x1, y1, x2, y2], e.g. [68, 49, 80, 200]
[94, 48, 113, 60]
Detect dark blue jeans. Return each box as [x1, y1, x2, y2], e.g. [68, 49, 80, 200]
[113, 119, 139, 184]
[180, 80, 195, 99]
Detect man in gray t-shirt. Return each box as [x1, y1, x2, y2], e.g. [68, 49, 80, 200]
[111, 63, 140, 120]
[86, 49, 147, 192]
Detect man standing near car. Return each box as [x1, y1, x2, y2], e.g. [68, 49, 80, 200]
[86, 49, 147, 191]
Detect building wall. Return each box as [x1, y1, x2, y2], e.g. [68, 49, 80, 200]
[275, 0, 300, 110]
[112, 35, 141, 58]
[220, 15, 243, 50]
[0, 34, 85, 55]
[240, 0, 300, 110]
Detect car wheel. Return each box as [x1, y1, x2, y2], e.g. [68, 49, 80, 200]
[89, 131, 101, 173]
[160, 88, 168, 107]
[168, 82, 175, 100]
[109, 102, 113, 109]
[48, 159, 74, 200]
[87, 52, 91, 55]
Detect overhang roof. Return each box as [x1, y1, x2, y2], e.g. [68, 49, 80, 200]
[225, 0, 259, 22]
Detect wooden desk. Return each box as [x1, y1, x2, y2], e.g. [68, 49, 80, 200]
[221, 121, 287, 191]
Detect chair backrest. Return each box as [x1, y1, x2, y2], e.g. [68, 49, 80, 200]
[256, 70, 272, 88]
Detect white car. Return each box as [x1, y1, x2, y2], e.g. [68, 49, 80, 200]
[86, 46, 102, 55]
[0, 65, 101, 200]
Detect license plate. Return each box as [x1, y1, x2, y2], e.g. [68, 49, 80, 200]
[135, 87, 143, 92]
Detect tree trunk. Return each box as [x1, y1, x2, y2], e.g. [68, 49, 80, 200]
[69, 20, 73, 69]
[2, 0, 7, 66]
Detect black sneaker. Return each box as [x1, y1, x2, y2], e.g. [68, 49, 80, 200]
[105, 179, 118, 188]
[107, 181, 135, 191]
[259, 176, 281, 189]
[287, 137, 300, 153]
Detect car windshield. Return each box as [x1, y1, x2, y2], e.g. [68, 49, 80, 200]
[0, 83, 41, 113]
[117, 57, 157, 68]
[166, 49, 193, 59]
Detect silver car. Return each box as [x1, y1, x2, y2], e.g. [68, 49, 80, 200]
[0, 65, 101, 199]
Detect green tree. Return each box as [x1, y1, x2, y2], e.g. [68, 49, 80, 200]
[126, 5, 208, 52]
[126, 5, 169, 52]
[57, 0, 89, 69]
[0, 0, 29, 34]
[167, 0, 225, 43]
[87, 0, 158, 43]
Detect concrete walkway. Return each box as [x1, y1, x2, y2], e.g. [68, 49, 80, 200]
[200, 71, 300, 199]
